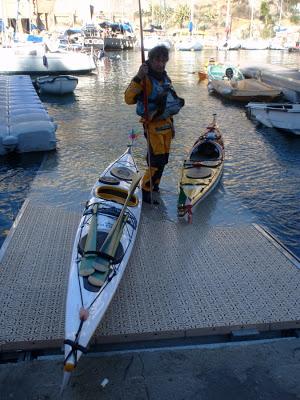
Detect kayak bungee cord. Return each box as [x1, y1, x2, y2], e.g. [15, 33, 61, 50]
[64, 198, 138, 370]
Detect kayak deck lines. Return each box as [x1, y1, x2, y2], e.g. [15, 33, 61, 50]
[0, 198, 300, 356]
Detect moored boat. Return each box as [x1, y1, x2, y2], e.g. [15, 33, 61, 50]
[207, 63, 244, 82]
[207, 65, 281, 102]
[63, 145, 142, 379]
[198, 71, 207, 81]
[208, 78, 282, 102]
[0, 46, 96, 75]
[36, 75, 78, 95]
[198, 57, 216, 81]
[246, 102, 300, 135]
[176, 37, 203, 51]
[177, 115, 224, 221]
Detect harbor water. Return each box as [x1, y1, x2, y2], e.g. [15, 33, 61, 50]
[0, 49, 299, 258]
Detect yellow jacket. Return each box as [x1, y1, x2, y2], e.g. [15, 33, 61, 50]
[124, 77, 152, 105]
[124, 77, 174, 128]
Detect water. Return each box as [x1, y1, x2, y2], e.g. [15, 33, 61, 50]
[0, 49, 299, 258]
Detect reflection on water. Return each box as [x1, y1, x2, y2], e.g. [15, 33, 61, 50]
[0, 49, 299, 258]
[0, 152, 44, 239]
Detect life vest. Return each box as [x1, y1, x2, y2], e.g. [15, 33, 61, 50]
[136, 75, 184, 120]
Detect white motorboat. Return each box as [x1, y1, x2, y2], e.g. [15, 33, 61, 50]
[0, 45, 96, 74]
[142, 36, 173, 50]
[63, 145, 142, 378]
[36, 75, 78, 95]
[246, 102, 300, 135]
[176, 38, 203, 51]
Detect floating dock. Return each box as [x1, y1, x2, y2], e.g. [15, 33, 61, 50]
[241, 64, 300, 102]
[0, 155, 299, 358]
[0, 75, 56, 155]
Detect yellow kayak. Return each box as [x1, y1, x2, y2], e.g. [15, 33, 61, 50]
[177, 114, 225, 220]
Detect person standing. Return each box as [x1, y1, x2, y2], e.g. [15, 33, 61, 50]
[124, 45, 184, 203]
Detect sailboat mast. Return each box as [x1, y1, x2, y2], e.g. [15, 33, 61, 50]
[163, 0, 166, 30]
[225, 0, 231, 40]
[28, 0, 31, 34]
[151, 0, 154, 24]
[249, 0, 254, 39]
[278, 0, 283, 28]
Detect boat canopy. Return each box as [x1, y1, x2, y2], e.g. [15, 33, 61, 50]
[99, 21, 134, 33]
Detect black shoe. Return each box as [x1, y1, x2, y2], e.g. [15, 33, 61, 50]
[142, 190, 159, 205]
[153, 184, 160, 192]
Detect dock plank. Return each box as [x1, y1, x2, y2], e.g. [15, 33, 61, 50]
[0, 199, 299, 352]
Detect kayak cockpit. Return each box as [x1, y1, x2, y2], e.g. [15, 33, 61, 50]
[95, 186, 139, 207]
[190, 141, 222, 162]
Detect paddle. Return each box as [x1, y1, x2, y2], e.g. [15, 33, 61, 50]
[87, 172, 142, 286]
[138, 0, 153, 205]
[88, 215, 128, 287]
[79, 203, 98, 277]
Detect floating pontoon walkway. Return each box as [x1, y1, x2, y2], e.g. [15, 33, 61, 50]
[0, 160, 300, 356]
[0, 75, 56, 155]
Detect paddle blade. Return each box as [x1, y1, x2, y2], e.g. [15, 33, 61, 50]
[88, 270, 108, 287]
[99, 215, 128, 260]
[128, 172, 143, 198]
[99, 172, 141, 258]
[93, 256, 110, 272]
[83, 204, 98, 257]
[79, 257, 95, 277]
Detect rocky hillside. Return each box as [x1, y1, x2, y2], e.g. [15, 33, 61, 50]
[135, 0, 300, 39]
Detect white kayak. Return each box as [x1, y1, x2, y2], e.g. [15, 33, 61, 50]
[63, 145, 142, 377]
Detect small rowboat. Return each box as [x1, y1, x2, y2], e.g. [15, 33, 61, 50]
[198, 71, 207, 81]
[208, 78, 281, 102]
[177, 114, 224, 221]
[246, 102, 300, 135]
[36, 75, 78, 95]
[198, 58, 216, 81]
[63, 145, 142, 381]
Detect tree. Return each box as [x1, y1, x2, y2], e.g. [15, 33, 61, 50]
[260, 1, 275, 38]
[173, 4, 190, 29]
[152, 5, 174, 28]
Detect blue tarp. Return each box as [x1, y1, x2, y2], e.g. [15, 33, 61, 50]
[0, 19, 5, 32]
[27, 34, 44, 43]
[65, 29, 82, 36]
[99, 21, 133, 33]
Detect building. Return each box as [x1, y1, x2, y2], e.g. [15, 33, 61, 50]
[0, 0, 136, 34]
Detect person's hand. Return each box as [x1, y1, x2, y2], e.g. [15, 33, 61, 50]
[136, 63, 148, 80]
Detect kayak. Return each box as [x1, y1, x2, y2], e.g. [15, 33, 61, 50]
[63, 145, 142, 377]
[177, 115, 224, 221]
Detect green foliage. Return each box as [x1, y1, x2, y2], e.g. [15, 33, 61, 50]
[259, 0, 275, 34]
[261, 25, 274, 39]
[198, 24, 209, 32]
[173, 4, 191, 29]
[152, 5, 174, 28]
[288, 3, 300, 24]
[290, 13, 300, 24]
[260, 1, 270, 22]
